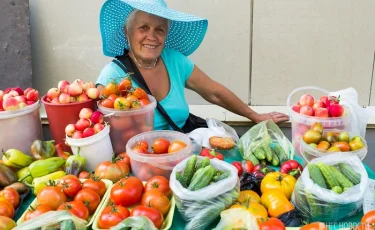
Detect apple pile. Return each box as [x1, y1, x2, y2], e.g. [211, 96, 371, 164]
[0, 87, 39, 111]
[65, 108, 106, 139]
[45, 79, 100, 104]
[292, 94, 344, 118]
[99, 77, 151, 110]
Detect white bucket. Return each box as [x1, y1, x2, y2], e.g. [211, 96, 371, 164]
[65, 125, 113, 172]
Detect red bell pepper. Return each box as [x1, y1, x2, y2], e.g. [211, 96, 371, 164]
[199, 148, 224, 160]
[279, 160, 303, 179]
[231, 161, 243, 177]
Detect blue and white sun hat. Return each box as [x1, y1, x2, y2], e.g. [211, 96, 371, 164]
[100, 0, 208, 57]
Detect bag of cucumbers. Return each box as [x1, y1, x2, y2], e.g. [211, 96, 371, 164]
[238, 120, 294, 166]
[170, 155, 240, 230]
[292, 153, 368, 223]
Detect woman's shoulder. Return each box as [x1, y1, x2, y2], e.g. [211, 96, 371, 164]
[96, 61, 126, 86]
[162, 48, 188, 59]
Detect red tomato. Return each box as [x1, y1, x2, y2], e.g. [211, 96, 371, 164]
[130, 205, 164, 229]
[138, 165, 154, 181]
[78, 171, 91, 179]
[0, 187, 19, 208]
[125, 95, 138, 103]
[300, 222, 328, 230]
[299, 94, 314, 107]
[0, 200, 14, 219]
[131, 87, 148, 100]
[98, 205, 129, 229]
[37, 186, 67, 210]
[131, 99, 142, 109]
[314, 108, 329, 117]
[242, 160, 254, 173]
[110, 176, 144, 207]
[74, 188, 101, 214]
[168, 140, 187, 153]
[82, 177, 107, 198]
[139, 98, 150, 107]
[132, 145, 149, 154]
[57, 175, 82, 197]
[107, 94, 119, 101]
[118, 77, 132, 96]
[259, 218, 286, 230]
[300, 106, 314, 116]
[145, 175, 172, 198]
[135, 140, 149, 150]
[114, 97, 131, 110]
[57, 201, 89, 220]
[231, 161, 243, 177]
[141, 189, 170, 215]
[356, 210, 375, 230]
[115, 152, 132, 169]
[24, 204, 53, 221]
[0, 216, 16, 230]
[100, 98, 114, 108]
[94, 161, 130, 183]
[152, 138, 171, 154]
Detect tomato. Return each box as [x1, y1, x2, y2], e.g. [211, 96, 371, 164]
[349, 140, 365, 151]
[131, 99, 142, 109]
[230, 202, 268, 224]
[107, 94, 119, 101]
[135, 140, 149, 150]
[0, 187, 19, 208]
[103, 82, 118, 97]
[114, 97, 131, 110]
[168, 140, 187, 153]
[310, 122, 323, 135]
[57, 175, 82, 197]
[115, 152, 132, 169]
[338, 131, 350, 142]
[238, 190, 261, 204]
[314, 108, 329, 117]
[152, 138, 171, 154]
[94, 161, 130, 183]
[37, 185, 67, 210]
[300, 222, 328, 230]
[82, 177, 107, 198]
[232, 161, 243, 177]
[132, 145, 149, 154]
[24, 204, 53, 221]
[302, 130, 322, 144]
[98, 205, 129, 229]
[118, 77, 132, 96]
[0, 200, 14, 218]
[139, 98, 150, 107]
[242, 160, 254, 173]
[79, 171, 91, 179]
[100, 98, 114, 108]
[259, 217, 286, 230]
[260, 172, 296, 200]
[141, 189, 170, 215]
[74, 188, 101, 214]
[300, 106, 314, 116]
[145, 175, 172, 198]
[125, 95, 138, 103]
[110, 176, 144, 207]
[332, 141, 350, 152]
[57, 201, 89, 220]
[299, 94, 314, 107]
[0, 216, 16, 230]
[130, 205, 164, 229]
[324, 131, 339, 144]
[138, 164, 154, 181]
[131, 87, 148, 100]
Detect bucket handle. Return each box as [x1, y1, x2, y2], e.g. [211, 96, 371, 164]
[104, 112, 115, 118]
[286, 86, 330, 108]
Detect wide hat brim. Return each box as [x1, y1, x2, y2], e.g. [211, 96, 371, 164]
[100, 0, 208, 57]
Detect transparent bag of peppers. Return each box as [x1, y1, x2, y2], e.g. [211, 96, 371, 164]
[170, 157, 240, 230]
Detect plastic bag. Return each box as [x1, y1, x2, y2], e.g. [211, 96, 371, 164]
[170, 156, 240, 230]
[213, 208, 259, 230]
[14, 210, 87, 230]
[110, 216, 157, 230]
[329, 87, 375, 138]
[238, 120, 294, 161]
[292, 153, 368, 222]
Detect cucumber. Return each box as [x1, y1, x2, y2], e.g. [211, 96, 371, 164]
[316, 162, 339, 189]
[176, 171, 188, 188]
[183, 155, 197, 186]
[338, 163, 361, 185]
[245, 153, 260, 165]
[59, 219, 76, 230]
[262, 145, 273, 162]
[188, 165, 216, 191]
[273, 144, 288, 164]
[195, 157, 210, 171]
[307, 164, 327, 189]
[185, 202, 225, 230]
[270, 151, 280, 166]
[253, 147, 266, 160]
[212, 170, 231, 182]
[329, 165, 354, 189]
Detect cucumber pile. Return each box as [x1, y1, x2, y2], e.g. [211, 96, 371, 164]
[176, 155, 231, 191]
[247, 143, 289, 167]
[308, 162, 360, 194]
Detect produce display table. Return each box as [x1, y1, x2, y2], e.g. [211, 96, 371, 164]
[15, 152, 375, 230]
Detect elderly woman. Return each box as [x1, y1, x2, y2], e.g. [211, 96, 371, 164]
[96, 0, 289, 131]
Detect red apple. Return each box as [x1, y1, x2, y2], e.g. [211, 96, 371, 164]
[58, 80, 70, 91]
[292, 104, 301, 113]
[86, 82, 96, 89]
[12, 87, 24, 95]
[26, 89, 39, 101]
[14, 95, 26, 103]
[313, 101, 325, 110]
[65, 124, 76, 137]
[79, 108, 93, 119]
[18, 102, 27, 108]
[74, 79, 87, 91]
[299, 94, 314, 107]
[70, 96, 77, 103]
[87, 88, 100, 100]
[77, 93, 89, 102]
[51, 97, 60, 104]
[26, 100, 35, 105]
[2, 94, 13, 101]
[0, 102, 3, 110]
[75, 118, 91, 131]
[0, 90, 4, 101]
[90, 111, 104, 124]
[67, 82, 83, 96]
[319, 95, 328, 104]
[47, 88, 60, 101]
[93, 123, 105, 133]
[72, 131, 83, 139]
[59, 93, 71, 104]
[8, 90, 19, 97]
[300, 106, 314, 116]
[3, 97, 20, 111]
[82, 127, 96, 138]
[23, 87, 33, 96]
[315, 108, 329, 117]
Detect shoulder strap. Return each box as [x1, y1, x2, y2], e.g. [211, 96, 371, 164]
[113, 52, 183, 132]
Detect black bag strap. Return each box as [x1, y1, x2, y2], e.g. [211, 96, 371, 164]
[113, 52, 183, 132]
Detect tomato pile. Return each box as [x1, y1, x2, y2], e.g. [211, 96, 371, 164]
[98, 175, 171, 229]
[292, 94, 344, 117]
[131, 138, 187, 154]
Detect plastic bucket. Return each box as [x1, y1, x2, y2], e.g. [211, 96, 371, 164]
[0, 101, 43, 157]
[65, 125, 113, 172]
[42, 95, 97, 153]
[98, 95, 156, 154]
[286, 86, 351, 155]
[126, 130, 192, 181]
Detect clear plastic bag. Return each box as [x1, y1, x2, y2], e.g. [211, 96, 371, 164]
[13, 210, 87, 230]
[213, 208, 259, 230]
[292, 153, 369, 222]
[238, 120, 294, 161]
[170, 156, 240, 230]
[110, 216, 157, 230]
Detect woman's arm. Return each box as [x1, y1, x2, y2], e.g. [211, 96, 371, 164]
[186, 65, 289, 123]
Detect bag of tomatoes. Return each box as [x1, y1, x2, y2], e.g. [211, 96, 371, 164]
[291, 153, 368, 223]
[14, 210, 87, 230]
[170, 156, 240, 230]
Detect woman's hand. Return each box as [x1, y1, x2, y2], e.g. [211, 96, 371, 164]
[252, 112, 289, 124]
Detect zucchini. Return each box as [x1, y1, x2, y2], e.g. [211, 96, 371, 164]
[328, 165, 354, 189]
[316, 162, 339, 189]
[183, 155, 197, 186]
[253, 147, 266, 160]
[195, 157, 210, 171]
[338, 163, 361, 185]
[188, 165, 216, 191]
[307, 164, 327, 189]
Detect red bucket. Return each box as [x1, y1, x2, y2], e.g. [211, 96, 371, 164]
[42, 95, 97, 152]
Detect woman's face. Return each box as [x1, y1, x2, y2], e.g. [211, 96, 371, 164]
[126, 11, 168, 63]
